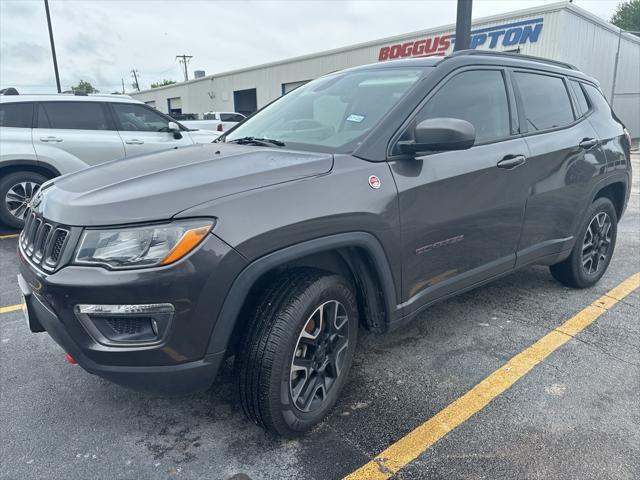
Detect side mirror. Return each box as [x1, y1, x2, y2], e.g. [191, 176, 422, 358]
[399, 118, 475, 154]
[167, 121, 182, 139]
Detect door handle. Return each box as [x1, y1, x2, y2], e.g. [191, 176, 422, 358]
[39, 136, 63, 142]
[579, 138, 598, 149]
[497, 154, 526, 170]
[125, 139, 144, 145]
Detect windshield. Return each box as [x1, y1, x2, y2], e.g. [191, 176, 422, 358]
[223, 68, 426, 153]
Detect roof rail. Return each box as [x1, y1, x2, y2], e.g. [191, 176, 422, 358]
[448, 49, 578, 70]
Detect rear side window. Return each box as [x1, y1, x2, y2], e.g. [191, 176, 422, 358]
[220, 113, 244, 122]
[582, 84, 612, 114]
[514, 72, 574, 131]
[569, 80, 590, 117]
[0, 102, 33, 128]
[38, 102, 109, 130]
[413, 69, 511, 145]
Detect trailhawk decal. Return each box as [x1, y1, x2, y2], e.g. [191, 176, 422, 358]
[378, 17, 544, 61]
[416, 235, 465, 255]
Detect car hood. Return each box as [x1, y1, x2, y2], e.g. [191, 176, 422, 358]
[37, 142, 333, 226]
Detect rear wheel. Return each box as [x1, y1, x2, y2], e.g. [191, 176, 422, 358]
[236, 269, 358, 437]
[0, 171, 47, 228]
[550, 197, 617, 288]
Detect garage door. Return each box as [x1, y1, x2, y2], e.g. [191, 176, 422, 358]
[282, 80, 310, 95]
[167, 97, 182, 116]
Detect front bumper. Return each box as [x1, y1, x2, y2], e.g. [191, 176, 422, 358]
[18, 233, 246, 395]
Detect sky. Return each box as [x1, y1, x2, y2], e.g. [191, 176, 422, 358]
[0, 0, 622, 93]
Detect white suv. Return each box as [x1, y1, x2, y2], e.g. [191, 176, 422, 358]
[0, 93, 220, 227]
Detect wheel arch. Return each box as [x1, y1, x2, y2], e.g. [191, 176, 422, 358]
[206, 232, 399, 356]
[593, 180, 627, 221]
[0, 159, 61, 179]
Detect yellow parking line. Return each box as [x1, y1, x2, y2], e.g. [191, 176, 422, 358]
[345, 272, 640, 480]
[0, 234, 19, 240]
[0, 304, 23, 314]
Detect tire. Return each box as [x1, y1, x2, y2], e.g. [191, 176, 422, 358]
[550, 197, 618, 288]
[0, 171, 47, 228]
[236, 268, 359, 437]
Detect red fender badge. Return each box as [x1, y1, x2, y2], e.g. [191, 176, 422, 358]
[368, 175, 381, 189]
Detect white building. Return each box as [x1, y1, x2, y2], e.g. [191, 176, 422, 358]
[131, 1, 640, 136]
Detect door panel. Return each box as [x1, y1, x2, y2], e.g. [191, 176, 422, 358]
[516, 121, 607, 264]
[33, 128, 126, 167]
[391, 138, 529, 313]
[33, 102, 125, 167]
[118, 131, 193, 157]
[511, 72, 609, 265]
[390, 68, 528, 314]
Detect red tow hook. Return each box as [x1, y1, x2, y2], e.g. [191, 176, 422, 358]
[65, 353, 77, 365]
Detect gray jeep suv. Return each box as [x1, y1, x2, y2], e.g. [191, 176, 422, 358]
[18, 51, 632, 436]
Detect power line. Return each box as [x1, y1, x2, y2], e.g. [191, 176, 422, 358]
[175, 54, 193, 81]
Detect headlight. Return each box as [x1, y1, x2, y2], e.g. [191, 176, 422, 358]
[74, 219, 213, 269]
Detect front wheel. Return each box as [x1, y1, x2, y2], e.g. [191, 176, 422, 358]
[0, 171, 47, 228]
[236, 269, 358, 437]
[550, 197, 618, 288]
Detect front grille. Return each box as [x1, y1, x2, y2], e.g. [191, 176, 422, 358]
[20, 210, 71, 271]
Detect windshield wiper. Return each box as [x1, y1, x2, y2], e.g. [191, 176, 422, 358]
[229, 136, 286, 147]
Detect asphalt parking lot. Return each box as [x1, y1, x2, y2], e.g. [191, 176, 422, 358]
[1, 154, 638, 480]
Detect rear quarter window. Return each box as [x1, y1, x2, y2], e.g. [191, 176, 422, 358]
[582, 84, 612, 114]
[569, 80, 590, 117]
[0, 102, 33, 128]
[514, 72, 574, 131]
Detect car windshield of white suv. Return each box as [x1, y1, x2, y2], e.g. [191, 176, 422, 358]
[223, 68, 425, 153]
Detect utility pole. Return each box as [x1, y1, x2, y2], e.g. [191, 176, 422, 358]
[121, 78, 125, 94]
[130, 69, 140, 91]
[176, 55, 193, 81]
[44, 0, 61, 93]
[454, 0, 473, 51]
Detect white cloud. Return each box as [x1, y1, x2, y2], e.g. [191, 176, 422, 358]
[0, 0, 619, 94]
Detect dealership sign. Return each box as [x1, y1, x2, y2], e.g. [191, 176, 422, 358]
[378, 18, 544, 61]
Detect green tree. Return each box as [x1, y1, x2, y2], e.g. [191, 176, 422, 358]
[611, 0, 639, 35]
[150, 79, 177, 88]
[71, 80, 99, 94]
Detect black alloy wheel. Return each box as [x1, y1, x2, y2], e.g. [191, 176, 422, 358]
[290, 300, 350, 413]
[581, 212, 613, 276]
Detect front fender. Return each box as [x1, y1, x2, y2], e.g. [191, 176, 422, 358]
[205, 232, 399, 356]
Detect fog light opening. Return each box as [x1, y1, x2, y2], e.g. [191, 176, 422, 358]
[74, 303, 175, 346]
